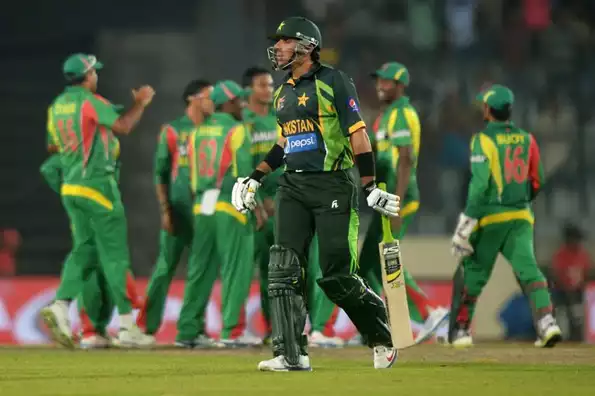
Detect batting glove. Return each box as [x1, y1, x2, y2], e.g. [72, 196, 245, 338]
[364, 182, 400, 217]
[232, 177, 261, 214]
[451, 213, 478, 260]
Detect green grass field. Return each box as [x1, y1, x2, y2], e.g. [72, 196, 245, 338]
[0, 344, 593, 396]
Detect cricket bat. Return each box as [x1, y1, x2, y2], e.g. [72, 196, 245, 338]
[377, 183, 414, 349]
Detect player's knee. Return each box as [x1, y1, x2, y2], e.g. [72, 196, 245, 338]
[515, 267, 546, 286]
[267, 245, 304, 294]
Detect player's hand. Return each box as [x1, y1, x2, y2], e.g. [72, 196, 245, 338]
[450, 213, 478, 260]
[161, 208, 174, 234]
[254, 204, 267, 231]
[364, 183, 400, 217]
[232, 177, 261, 214]
[263, 197, 275, 217]
[132, 85, 155, 107]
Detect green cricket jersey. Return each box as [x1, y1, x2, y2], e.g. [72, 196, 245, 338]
[464, 121, 545, 224]
[189, 112, 252, 195]
[154, 115, 194, 207]
[243, 107, 282, 198]
[46, 86, 122, 184]
[273, 63, 366, 172]
[375, 96, 420, 204]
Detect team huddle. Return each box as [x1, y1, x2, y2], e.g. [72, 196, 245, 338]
[40, 16, 561, 372]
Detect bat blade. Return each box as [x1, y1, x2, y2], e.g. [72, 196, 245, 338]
[377, 183, 414, 349]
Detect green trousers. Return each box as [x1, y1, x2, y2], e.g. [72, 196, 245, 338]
[60, 179, 133, 315]
[359, 202, 431, 323]
[453, 217, 553, 327]
[139, 205, 193, 335]
[176, 199, 254, 341]
[256, 221, 335, 334]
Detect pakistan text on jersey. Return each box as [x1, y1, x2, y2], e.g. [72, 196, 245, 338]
[281, 119, 316, 136]
[496, 134, 525, 145]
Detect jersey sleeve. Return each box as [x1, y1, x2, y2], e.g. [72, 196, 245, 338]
[154, 125, 176, 185]
[527, 134, 545, 200]
[39, 154, 63, 194]
[46, 106, 60, 150]
[333, 70, 366, 137]
[188, 129, 197, 193]
[464, 133, 492, 219]
[87, 95, 120, 128]
[387, 108, 413, 147]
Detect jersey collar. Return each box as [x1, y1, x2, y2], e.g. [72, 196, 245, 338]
[64, 85, 91, 94]
[485, 120, 515, 130]
[391, 96, 410, 107]
[284, 62, 322, 86]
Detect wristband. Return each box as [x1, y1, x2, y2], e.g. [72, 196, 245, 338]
[263, 143, 285, 171]
[363, 180, 376, 197]
[355, 151, 375, 178]
[249, 169, 266, 182]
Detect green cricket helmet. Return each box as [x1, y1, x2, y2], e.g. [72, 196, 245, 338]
[267, 16, 322, 70]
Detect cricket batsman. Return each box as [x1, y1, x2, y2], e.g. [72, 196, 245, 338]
[41, 53, 155, 347]
[183, 80, 256, 346]
[449, 84, 562, 348]
[242, 67, 340, 348]
[40, 152, 141, 349]
[359, 62, 449, 344]
[135, 79, 221, 348]
[232, 17, 400, 371]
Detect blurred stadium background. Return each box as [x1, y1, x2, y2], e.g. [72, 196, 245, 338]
[0, 0, 594, 344]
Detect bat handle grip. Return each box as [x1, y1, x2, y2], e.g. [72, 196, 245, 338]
[377, 183, 393, 240]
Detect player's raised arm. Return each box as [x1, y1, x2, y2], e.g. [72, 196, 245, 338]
[527, 133, 545, 200]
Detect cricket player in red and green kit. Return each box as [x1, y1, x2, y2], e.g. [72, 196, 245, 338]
[41, 53, 155, 348]
[242, 67, 340, 347]
[359, 62, 448, 344]
[40, 151, 142, 349]
[182, 80, 256, 346]
[449, 84, 562, 348]
[136, 80, 222, 348]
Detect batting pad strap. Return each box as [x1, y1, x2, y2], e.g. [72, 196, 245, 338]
[355, 151, 375, 178]
[263, 143, 285, 172]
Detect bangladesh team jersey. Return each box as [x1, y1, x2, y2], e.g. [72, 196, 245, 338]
[273, 63, 366, 172]
[464, 121, 544, 220]
[189, 112, 252, 195]
[46, 86, 122, 184]
[375, 96, 420, 202]
[243, 107, 282, 198]
[154, 115, 195, 207]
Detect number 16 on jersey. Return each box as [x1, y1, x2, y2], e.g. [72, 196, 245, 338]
[377, 183, 414, 349]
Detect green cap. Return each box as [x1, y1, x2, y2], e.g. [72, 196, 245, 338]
[371, 62, 410, 86]
[476, 84, 514, 110]
[62, 53, 103, 80]
[210, 80, 249, 106]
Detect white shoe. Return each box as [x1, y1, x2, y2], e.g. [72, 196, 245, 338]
[535, 315, 562, 348]
[309, 331, 344, 348]
[414, 307, 450, 344]
[113, 326, 156, 348]
[451, 329, 473, 348]
[80, 334, 111, 349]
[194, 334, 225, 349]
[257, 355, 312, 372]
[220, 334, 262, 348]
[373, 345, 397, 369]
[41, 301, 74, 349]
